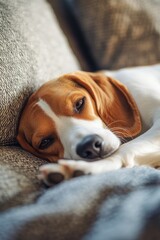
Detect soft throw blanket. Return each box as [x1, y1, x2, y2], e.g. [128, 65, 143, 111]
[0, 166, 160, 240]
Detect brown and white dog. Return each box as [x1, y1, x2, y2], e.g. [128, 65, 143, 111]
[17, 65, 160, 185]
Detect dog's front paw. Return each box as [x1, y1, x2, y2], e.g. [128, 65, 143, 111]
[59, 160, 91, 176]
[38, 163, 69, 186]
[38, 160, 91, 186]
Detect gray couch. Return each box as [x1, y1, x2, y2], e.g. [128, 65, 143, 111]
[0, 0, 160, 239]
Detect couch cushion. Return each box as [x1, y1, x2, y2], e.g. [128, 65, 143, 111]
[0, 145, 47, 211]
[0, 0, 79, 145]
[66, 0, 160, 70]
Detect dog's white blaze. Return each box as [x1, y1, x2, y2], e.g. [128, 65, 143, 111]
[37, 98, 120, 159]
[37, 99, 60, 124]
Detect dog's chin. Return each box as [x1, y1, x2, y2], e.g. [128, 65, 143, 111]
[89, 149, 118, 162]
[66, 147, 119, 162]
[64, 140, 121, 162]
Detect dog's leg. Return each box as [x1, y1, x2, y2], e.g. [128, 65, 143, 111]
[38, 163, 71, 186]
[120, 118, 160, 168]
[38, 156, 123, 186]
[38, 161, 91, 186]
[39, 119, 160, 185]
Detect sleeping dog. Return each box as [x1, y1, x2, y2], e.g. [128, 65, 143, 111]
[17, 64, 160, 185]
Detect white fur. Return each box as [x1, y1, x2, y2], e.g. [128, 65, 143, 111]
[39, 64, 160, 184]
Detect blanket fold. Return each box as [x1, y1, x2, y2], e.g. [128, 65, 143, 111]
[0, 167, 160, 240]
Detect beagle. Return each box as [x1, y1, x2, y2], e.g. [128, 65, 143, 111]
[17, 64, 160, 185]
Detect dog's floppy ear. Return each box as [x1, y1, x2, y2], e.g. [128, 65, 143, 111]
[17, 131, 43, 158]
[66, 71, 142, 138]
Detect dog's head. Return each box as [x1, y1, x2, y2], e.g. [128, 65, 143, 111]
[17, 71, 141, 162]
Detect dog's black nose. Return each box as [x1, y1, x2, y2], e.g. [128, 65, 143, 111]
[76, 134, 104, 159]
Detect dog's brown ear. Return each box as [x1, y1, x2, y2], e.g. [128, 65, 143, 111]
[66, 71, 142, 138]
[17, 131, 42, 158]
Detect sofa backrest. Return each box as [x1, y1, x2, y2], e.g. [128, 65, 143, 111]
[66, 0, 160, 70]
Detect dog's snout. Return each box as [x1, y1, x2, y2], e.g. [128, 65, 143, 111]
[76, 134, 104, 159]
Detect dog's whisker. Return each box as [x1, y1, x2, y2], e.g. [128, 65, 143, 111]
[106, 119, 129, 129]
[109, 126, 134, 142]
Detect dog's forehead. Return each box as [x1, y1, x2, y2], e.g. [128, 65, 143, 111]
[27, 101, 56, 131]
[31, 78, 87, 116]
[36, 98, 59, 125]
[43, 76, 77, 92]
[36, 78, 77, 102]
[21, 75, 91, 135]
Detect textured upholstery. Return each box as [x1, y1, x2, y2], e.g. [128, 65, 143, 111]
[67, 0, 160, 70]
[0, 146, 47, 211]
